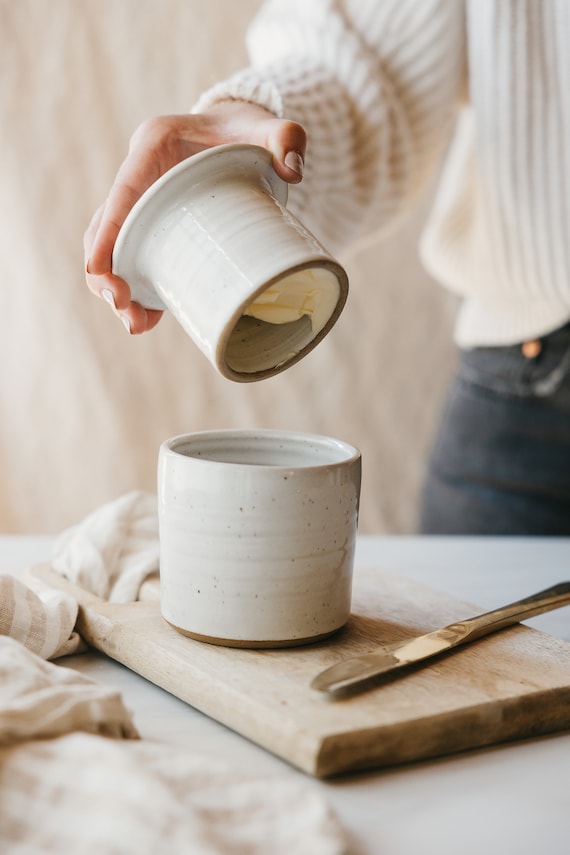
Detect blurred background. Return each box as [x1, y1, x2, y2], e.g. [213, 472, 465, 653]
[0, 0, 458, 534]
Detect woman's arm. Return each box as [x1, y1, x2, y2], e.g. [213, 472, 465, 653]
[84, 102, 306, 333]
[85, 0, 464, 334]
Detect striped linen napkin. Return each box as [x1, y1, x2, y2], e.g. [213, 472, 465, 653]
[0, 574, 83, 659]
[0, 491, 348, 855]
[0, 635, 138, 744]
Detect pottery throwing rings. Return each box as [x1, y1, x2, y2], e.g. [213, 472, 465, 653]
[158, 429, 361, 647]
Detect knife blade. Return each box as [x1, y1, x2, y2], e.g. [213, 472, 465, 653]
[311, 581, 570, 694]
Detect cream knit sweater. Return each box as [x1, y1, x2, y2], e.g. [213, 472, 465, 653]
[195, 0, 570, 348]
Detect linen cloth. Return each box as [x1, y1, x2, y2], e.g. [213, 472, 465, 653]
[0, 636, 138, 745]
[0, 492, 348, 855]
[1, 732, 345, 855]
[51, 490, 160, 603]
[0, 574, 83, 659]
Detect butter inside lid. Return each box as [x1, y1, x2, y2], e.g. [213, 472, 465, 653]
[243, 267, 340, 335]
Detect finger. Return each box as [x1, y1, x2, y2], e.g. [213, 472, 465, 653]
[87, 172, 148, 277]
[87, 272, 163, 332]
[143, 308, 164, 332]
[83, 202, 104, 265]
[84, 207, 133, 308]
[86, 271, 133, 310]
[120, 304, 164, 335]
[202, 103, 307, 184]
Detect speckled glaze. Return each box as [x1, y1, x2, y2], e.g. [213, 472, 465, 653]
[112, 144, 348, 382]
[158, 429, 361, 647]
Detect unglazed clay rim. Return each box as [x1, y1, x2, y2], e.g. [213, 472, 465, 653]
[112, 143, 289, 310]
[165, 618, 347, 649]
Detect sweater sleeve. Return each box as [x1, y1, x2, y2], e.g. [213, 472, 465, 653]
[194, 0, 465, 253]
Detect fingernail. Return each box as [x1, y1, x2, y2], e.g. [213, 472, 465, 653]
[102, 289, 117, 310]
[85, 257, 92, 274]
[120, 315, 131, 334]
[284, 150, 304, 178]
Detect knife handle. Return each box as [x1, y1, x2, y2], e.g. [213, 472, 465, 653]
[448, 581, 570, 644]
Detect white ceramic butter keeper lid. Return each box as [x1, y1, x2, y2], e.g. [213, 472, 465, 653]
[112, 144, 349, 381]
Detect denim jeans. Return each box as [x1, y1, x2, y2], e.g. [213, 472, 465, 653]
[419, 321, 570, 535]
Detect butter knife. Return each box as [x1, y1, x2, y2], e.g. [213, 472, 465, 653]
[311, 581, 570, 693]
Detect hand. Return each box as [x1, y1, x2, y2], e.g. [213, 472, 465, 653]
[84, 102, 307, 334]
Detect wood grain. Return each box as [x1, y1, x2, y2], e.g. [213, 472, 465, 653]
[30, 564, 570, 778]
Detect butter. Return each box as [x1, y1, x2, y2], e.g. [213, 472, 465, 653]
[243, 267, 340, 335]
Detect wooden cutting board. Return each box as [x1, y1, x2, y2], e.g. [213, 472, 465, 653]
[30, 563, 570, 778]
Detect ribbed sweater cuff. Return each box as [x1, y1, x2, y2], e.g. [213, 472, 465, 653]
[192, 67, 286, 117]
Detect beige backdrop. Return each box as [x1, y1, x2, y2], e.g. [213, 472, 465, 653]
[0, 0, 458, 535]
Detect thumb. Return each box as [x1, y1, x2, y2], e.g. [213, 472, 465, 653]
[262, 118, 307, 183]
[202, 102, 307, 184]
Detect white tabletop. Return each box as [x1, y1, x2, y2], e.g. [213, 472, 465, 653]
[4, 535, 570, 855]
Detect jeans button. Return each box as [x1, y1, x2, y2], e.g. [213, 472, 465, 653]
[521, 339, 542, 359]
